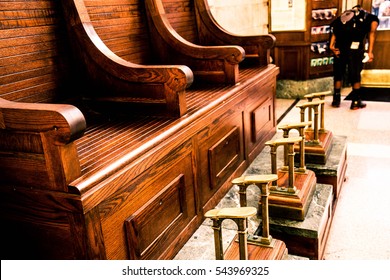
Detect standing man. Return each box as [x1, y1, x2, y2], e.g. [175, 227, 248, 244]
[330, 5, 379, 109]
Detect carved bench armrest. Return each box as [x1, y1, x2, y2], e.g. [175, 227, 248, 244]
[0, 98, 86, 191]
[62, 0, 193, 117]
[0, 98, 86, 143]
[147, 0, 244, 63]
[80, 22, 193, 86]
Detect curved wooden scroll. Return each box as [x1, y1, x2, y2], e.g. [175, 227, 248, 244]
[194, 0, 276, 66]
[145, 0, 245, 84]
[61, 0, 194, 118]
[0, 98, 86, 191]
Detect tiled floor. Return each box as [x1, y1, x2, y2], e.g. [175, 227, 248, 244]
[175, 88, 390, 260]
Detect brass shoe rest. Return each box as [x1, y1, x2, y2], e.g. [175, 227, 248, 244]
[263, 136, 317, 220]
[294, 91, 334, 164]
[205, 174, 287, 260]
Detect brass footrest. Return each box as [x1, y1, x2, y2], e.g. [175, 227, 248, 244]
[247, 234, 276, 248]
[205, 207, 257, 220]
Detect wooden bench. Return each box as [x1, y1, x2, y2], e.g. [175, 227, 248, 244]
[0, 0, 279, 260]
[63, 0, 248, 117]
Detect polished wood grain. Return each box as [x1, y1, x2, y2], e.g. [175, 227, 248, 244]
[62, 0, 193, 118]
[224, 237, 287, 260]
[256, 170, 317, 221]
[0, 0, 278, 260]
[145, 0, 244, 84]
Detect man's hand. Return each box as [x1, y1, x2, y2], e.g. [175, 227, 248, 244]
[330, 47, 341, 57]
[367, 52, 374, 63]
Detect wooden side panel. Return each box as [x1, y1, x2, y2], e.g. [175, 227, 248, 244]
[208, 127, 241, 189]
[244, 74, 277, 163]
[125, 174, 189, 259]
[365, 30, 390, 69]
[251, 99, 273, 143]
[274, 46, 309, 80]
[0, 186, 84, 260]
[97, 147, 197, 260]
[197, 109, 245, 210]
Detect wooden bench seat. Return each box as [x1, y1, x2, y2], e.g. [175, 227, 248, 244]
[0, 0, 278, 260]
[71, 65, 275, 193]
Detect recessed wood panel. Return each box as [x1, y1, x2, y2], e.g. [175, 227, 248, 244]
[208, 126, 242, 190]
[251, 98, 272, 143]
[275, 46, 307, 80]
[125, 174, 188, 260]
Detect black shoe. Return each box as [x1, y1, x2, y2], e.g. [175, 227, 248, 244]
[332, 93, 341, 107]
[350, 100, 367, 110]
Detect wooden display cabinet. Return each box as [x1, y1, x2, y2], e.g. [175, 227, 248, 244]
[271, 0, 342, 80]
[309, 0, 340, 79]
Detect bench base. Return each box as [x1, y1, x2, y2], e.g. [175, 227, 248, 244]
[296, 130, 334, 165]
[263, 170, 317, 221]
[305, 135, 348, 205]
[259, 184, 333, 260]
[224, 236, 288, 260]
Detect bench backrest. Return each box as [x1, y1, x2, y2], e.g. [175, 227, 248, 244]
[162, 0, 275, 66]
[161, 0, 200, 44]
[0, 0, 75, 103]
[84, 0, 154, 65]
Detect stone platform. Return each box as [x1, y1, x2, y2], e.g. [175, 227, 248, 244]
[173, 181, 333, 260]
[305, 135, 347, 204]
[240, 135, 343, 259]
[174, 132, 345, 261]
[246, 134, 347, 205]
[257, 184, 333, 260]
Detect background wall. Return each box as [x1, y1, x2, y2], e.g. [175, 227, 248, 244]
[207, 0, 389, 71]
[342, 0, 359, 10]
[207, 0, 361, 35]
[207, 0, 269, 35]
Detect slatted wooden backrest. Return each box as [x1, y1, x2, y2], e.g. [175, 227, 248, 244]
[0, 0, 74, 103]
[84, 0, 154, 65]
[160, 0, 199, 44]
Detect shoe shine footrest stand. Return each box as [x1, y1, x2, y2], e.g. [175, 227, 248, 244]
[205, 175, 287, 260]
[262, 136, 317, 221]
[288, 91, 347, 204]
[294, 91, 334, 165]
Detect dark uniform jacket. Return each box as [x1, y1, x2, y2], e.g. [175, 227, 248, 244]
[331, 9, 379, 53]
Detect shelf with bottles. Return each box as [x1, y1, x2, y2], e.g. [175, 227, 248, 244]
[312, 0, 340, 11]
[310, 56, 334, 68]
[310, 41, 329, 55]
[309, 56, 334, 78]
[310, 25, 331, 42]
[311, 8, 338, 23]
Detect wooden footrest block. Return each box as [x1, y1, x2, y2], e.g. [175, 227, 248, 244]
[296, 130, 333, 164]
[262, 170, 317, 221]
[224, 236, 288, 260]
